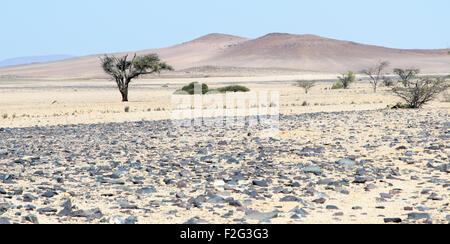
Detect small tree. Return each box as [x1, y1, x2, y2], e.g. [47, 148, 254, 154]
[295, 80, 316, 94]
[393, 68, 420, 87]
[337, 71, 356, 89]
[361, 61, 390, 93]
[101, 53, 173, 102]
[392, 76, 449, 108]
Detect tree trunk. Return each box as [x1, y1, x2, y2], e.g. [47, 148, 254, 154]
[120, 88, 128, 102]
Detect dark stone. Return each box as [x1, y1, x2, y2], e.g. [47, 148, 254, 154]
[252, 180, 269, 187]
[312, 198, 326, 204]
[124, 216, 138, 224]
[353, 177, 369, 184]
[163, 178, 173, 185]
[23, 194, 37, 202]
[120, 202, 139, 210]
[380, 193, 393, 199]
[176, 181, 187, 188]
[227, 199, 242, 207]
[37, 207, 58, 214]
[25, 204, 36, 211]
[136, 187, 156, 195]
[408, 212, 430, 220]
[289, 206, 309, 217]
[57, 199, 73, 217]
[85, 208, 103, 221]
[41, 191, 58, 198]
[24, 214, 39, 224]
[280, 196, 300, 202]
[384, 218, 402, 223]
[326, 205, 339, 210]
[0, 203, 11, 214]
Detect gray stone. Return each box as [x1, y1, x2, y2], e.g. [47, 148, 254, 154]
[252, 180, 269, 187]
[336, 158, 357, 168]
[408, 212, 430, 220]
[37, 207, 58, 214]
[280, 196, 300, 202]
[136, 187, 157, 195]
[0, 217, 11, 224]
[303, 166, 322, 176]
[24, 214, 39, 224]
[384, 218, 402, 223]
[326, 205, 339, 210]
[0, 203, 11, 214]
[244, 210, 279, 222]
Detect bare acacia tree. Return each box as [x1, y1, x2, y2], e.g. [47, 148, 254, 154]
[392, 76, 449, 108]
[393, 68, 420, 87]
[360, 61, 390, 93]
[101, 53, 173, 102]
[295, 80, 316, 94]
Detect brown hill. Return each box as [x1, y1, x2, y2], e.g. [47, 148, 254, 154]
[1, 33, 449, 78]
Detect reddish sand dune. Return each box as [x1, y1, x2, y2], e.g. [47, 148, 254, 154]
[1, 33, 449, 78]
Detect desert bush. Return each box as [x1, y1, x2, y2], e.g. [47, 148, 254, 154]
[124, 106, 130, 113]
[382, 77, 395, 87]
[361, 61, 390, 93]
[214, 85, 250, 93]
[181, 82, 209, 95]
[331, 81, 343, 89]
[393, 68, 420, 87]
[337, 71, 356, 89]
[392, 76, 449, 108]
[295, 80, 316, 94]
[175, 83, 250, 95]
[387, 102, 411, 109]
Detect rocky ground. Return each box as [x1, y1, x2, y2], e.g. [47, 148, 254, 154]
[0, 108, 449, 224]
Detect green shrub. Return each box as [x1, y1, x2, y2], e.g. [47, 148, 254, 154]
[337, 71, 356, 89]
[295, 80, 316, 94]
[174, 83, 250, 95]
[181, 82, 209, 94]
[383, 77, 395, 87]
[215, 85, 250, 93]
[392, 76, 449, 108]
[331, 81, 343, 89]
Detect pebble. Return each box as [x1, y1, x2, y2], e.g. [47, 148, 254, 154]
[0, 109, 447, 224]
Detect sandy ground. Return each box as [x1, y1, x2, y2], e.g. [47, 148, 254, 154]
[0, 76, 449, 224]
[1, 75, 448, 128]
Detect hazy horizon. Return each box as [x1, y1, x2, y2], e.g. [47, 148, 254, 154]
[2, 0, 450, 60]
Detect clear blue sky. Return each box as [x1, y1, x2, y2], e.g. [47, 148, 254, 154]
[1, 0, 449, 60]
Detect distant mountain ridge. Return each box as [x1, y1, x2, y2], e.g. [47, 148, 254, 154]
[0, 33, 449, 78]
[0, 55, 75, 68]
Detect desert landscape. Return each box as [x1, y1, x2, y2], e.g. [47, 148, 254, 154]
[0, 30, 449, 225]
